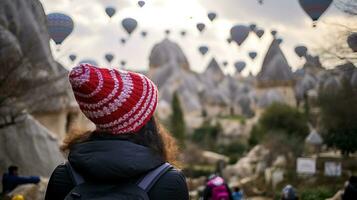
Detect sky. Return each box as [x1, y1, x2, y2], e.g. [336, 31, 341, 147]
[40, 0, 354, 76]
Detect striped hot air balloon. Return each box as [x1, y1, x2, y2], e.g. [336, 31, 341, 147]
[47, 13, 74, 45]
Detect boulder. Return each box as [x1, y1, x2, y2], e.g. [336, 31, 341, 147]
[0, 114, 64, 177]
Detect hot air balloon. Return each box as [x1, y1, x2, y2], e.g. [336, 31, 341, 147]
[138, 1, 145, 7]
[47, 13, 74, 45]
[79, 59, 98, 66]
[207, 12, 217, 22]
[298, 0, 333, 27]
[196, 23, 206, 33]
[276, 38, 283, 44]
[234, 61, 246, 73]
[180, 30, 186, 37]
[230, 25, 250, 46]
[255, 29, 264, 38]
[271, 30, 277, 37]
[165, 29, 171, 35]
[347, 32, 357, 52]
[198, 46, 209, 56]
[120, 60, 126, 66]
[227, 38, 232, 44]
[295, 45, 308, 58]
[248, 51, 257, 60]
[105, 53, 114, 64]
[249, 24, 257, 31]
[141, 31, 147, 38]
[222, 61, 228, 67]
[122, 18, 138, 35]
[120, 38, 126, 45]
[105, 7, 116, 18]
[258, 0, 263, 5]
[69, 54, 77, 62]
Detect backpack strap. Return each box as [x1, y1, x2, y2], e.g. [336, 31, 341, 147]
[137, 162, 173, 192]
[65, 162, 85, 185]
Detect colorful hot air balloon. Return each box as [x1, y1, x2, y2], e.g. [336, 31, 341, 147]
[198, 46, 209, 56]
[234, 61, 246, 73]
[120, 38, 126, 45]
[138, 1, 145, 7]
[121, 18, 138, 35]
[196, 23, 206, 33]
[207, 12, 217, 22]
[298, 0, 333, 27]
[295, 45, 308, 58]
[347, 32, 357, 52]
[230, 25, 250, 46]
[248, 51, 257, 60]
[47, 13, 74, 45]
[255, 29, 264, 38]
[105, 53, 114, 64]
[69, 54, 77, 62]
[105, 7, 116, 18]
[141, 31, 147, 38]
[79, 59, 98, 66]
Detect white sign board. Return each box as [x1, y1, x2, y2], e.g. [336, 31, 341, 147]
[324, 162, 341, 177]
[297, 158, 316, 174]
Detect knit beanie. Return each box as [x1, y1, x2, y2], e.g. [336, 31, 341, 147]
[68, 63, 158, 134]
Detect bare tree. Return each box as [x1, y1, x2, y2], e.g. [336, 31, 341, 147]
[334, 0, 357, 16]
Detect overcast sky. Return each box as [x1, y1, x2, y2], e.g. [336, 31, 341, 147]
[41, 0, 353, 75]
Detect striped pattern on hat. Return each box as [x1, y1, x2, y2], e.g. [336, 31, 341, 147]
[69, 63, 158, 134]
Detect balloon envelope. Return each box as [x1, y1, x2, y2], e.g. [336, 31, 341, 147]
[222, 61, 228, 67]
[234, 61, 246, 73]
[120, 38, 126, 45]
[69, 54, 77, 62]
[121, 60, 126, 66]
[230, 25, 250, 46]
[138, 1, 145, 7]
[255, 29, 264, 38]
[298, 0, 332, 25]
[271, 30, 277, 37]
[207, 12, 217, 22]
[141, 31, 147, 37]
[249, 24, 257, 31]
[198, 46, 209, 56]
[196, 23, 206, 33]
[105, 7, 116, 18]
[180, 30, 186, 37]
[248, 52, 257, 60]
[347, 32, 357, 52]
[227, 38, 232, 44]
[295, 46, 308, 57]
[47, 13, 74, 45]
[122, 18, 138, 35]
[277, 38, 283, 44]
[165, 29, 171, 35]
[105, 54, 114, 63]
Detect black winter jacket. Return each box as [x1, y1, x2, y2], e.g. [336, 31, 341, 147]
[45, 138, 189, 200]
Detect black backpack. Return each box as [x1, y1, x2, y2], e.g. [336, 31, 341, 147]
[64, 162, 173, 200]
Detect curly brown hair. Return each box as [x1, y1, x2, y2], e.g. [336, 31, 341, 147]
[61, 116, 180, 167]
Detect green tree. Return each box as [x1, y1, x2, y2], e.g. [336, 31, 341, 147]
[170, 91, 186, 147]
[249, 103, 309, 156]
[318, 79, 357, 156]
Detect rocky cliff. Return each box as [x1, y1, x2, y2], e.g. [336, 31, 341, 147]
[0, 0, 68, 178]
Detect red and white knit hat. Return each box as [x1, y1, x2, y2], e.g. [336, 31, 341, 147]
[68, 63, 158, 134]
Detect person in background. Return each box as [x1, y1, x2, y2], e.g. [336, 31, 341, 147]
[203, 174, 233, 200]
[2, 166, 40, 195]
[342, 176, 357, 200]
[232, 186, 243, 200]
[281, 184, 298, 200]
